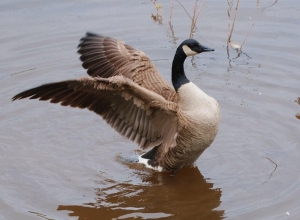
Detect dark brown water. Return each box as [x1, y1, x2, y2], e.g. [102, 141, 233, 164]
[1, 0, 299, 219]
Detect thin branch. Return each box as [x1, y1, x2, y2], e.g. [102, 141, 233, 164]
[189, 0, 198, 38]
[240, 0, 259, 51]
[175, 0, 193, 20]
[191, 0, 207, 38]
[227, 0, 234, 33]
[226, 0, 234, 56]
[151, 0, 163, 24]
[168, 0, 178, 46]
[263, 156, 278, 184]
[226, 0, 233, 6]
[227, 0, 240, 45]
[195, 0, 207, 23]
[169, 0, 174, 24]
[168, 22, 178, 46]
[192, 0, 198, 21]
[174, 0, 206, 39]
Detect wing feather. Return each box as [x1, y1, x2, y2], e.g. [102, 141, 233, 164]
[78, 32, 177, 102]
[12, 76, 178, 150]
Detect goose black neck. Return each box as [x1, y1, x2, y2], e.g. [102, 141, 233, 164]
[172, 47, 189, 92]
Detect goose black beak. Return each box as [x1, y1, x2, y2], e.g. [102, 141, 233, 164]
[199, 44, 214, 52]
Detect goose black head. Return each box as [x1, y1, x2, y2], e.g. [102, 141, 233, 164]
[180, 39, 214, 57]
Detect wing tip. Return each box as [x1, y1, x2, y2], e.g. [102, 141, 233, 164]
[86, 32, 99, 37]
[11, 91, 31, 102]
[78, 32, 105, 52]
[11, 95, 19, 101]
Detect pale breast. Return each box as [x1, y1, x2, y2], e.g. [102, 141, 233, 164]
[177, 82, 221, 146]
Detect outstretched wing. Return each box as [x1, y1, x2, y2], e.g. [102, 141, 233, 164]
[78, 32, 177, 102]
[12, 76, 178, 150]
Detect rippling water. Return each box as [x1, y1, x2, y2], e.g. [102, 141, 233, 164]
[1, 0, 299, 219]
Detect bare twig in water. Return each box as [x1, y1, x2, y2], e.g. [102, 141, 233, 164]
[226, 0, 234, 6]
[195, 1, 206, 22]
[175, 0, 193, 20]
[151, 0, 163, 24]
[168, 22, 178, 45]
[226, 0, 234, 38]
[168, 0, 177, 46]
[240, 0, 260, 51]
[263, 156, 278, 184]
[190, 0, 207, 38]
[227, 0, 240, 46]
[226, 0, 234, 56]
[262, 0, 279, 13]
[169, 0, 174, 24]
[172, 0, 206, 38]
[190, 0, 198, 38]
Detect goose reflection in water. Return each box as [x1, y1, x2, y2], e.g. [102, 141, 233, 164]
[57, 167, 224, 219]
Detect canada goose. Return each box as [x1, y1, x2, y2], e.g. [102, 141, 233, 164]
[12, 32, 220, 172]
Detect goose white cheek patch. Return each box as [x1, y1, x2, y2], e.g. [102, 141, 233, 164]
[182, 45, 198, 56]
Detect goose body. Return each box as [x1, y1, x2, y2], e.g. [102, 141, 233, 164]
[12, 33, 220, 172]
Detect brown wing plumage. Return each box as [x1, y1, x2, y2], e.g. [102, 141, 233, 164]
[12, 76, 178, 150]
[78, 32, 177, 102]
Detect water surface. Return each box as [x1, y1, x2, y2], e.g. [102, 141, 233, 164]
[1, 0, 299, 219]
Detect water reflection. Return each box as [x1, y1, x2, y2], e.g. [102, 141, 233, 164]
[262, 0, 279, 13]
[168, 22, 178, 47]
[58, 167, 224, 219]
